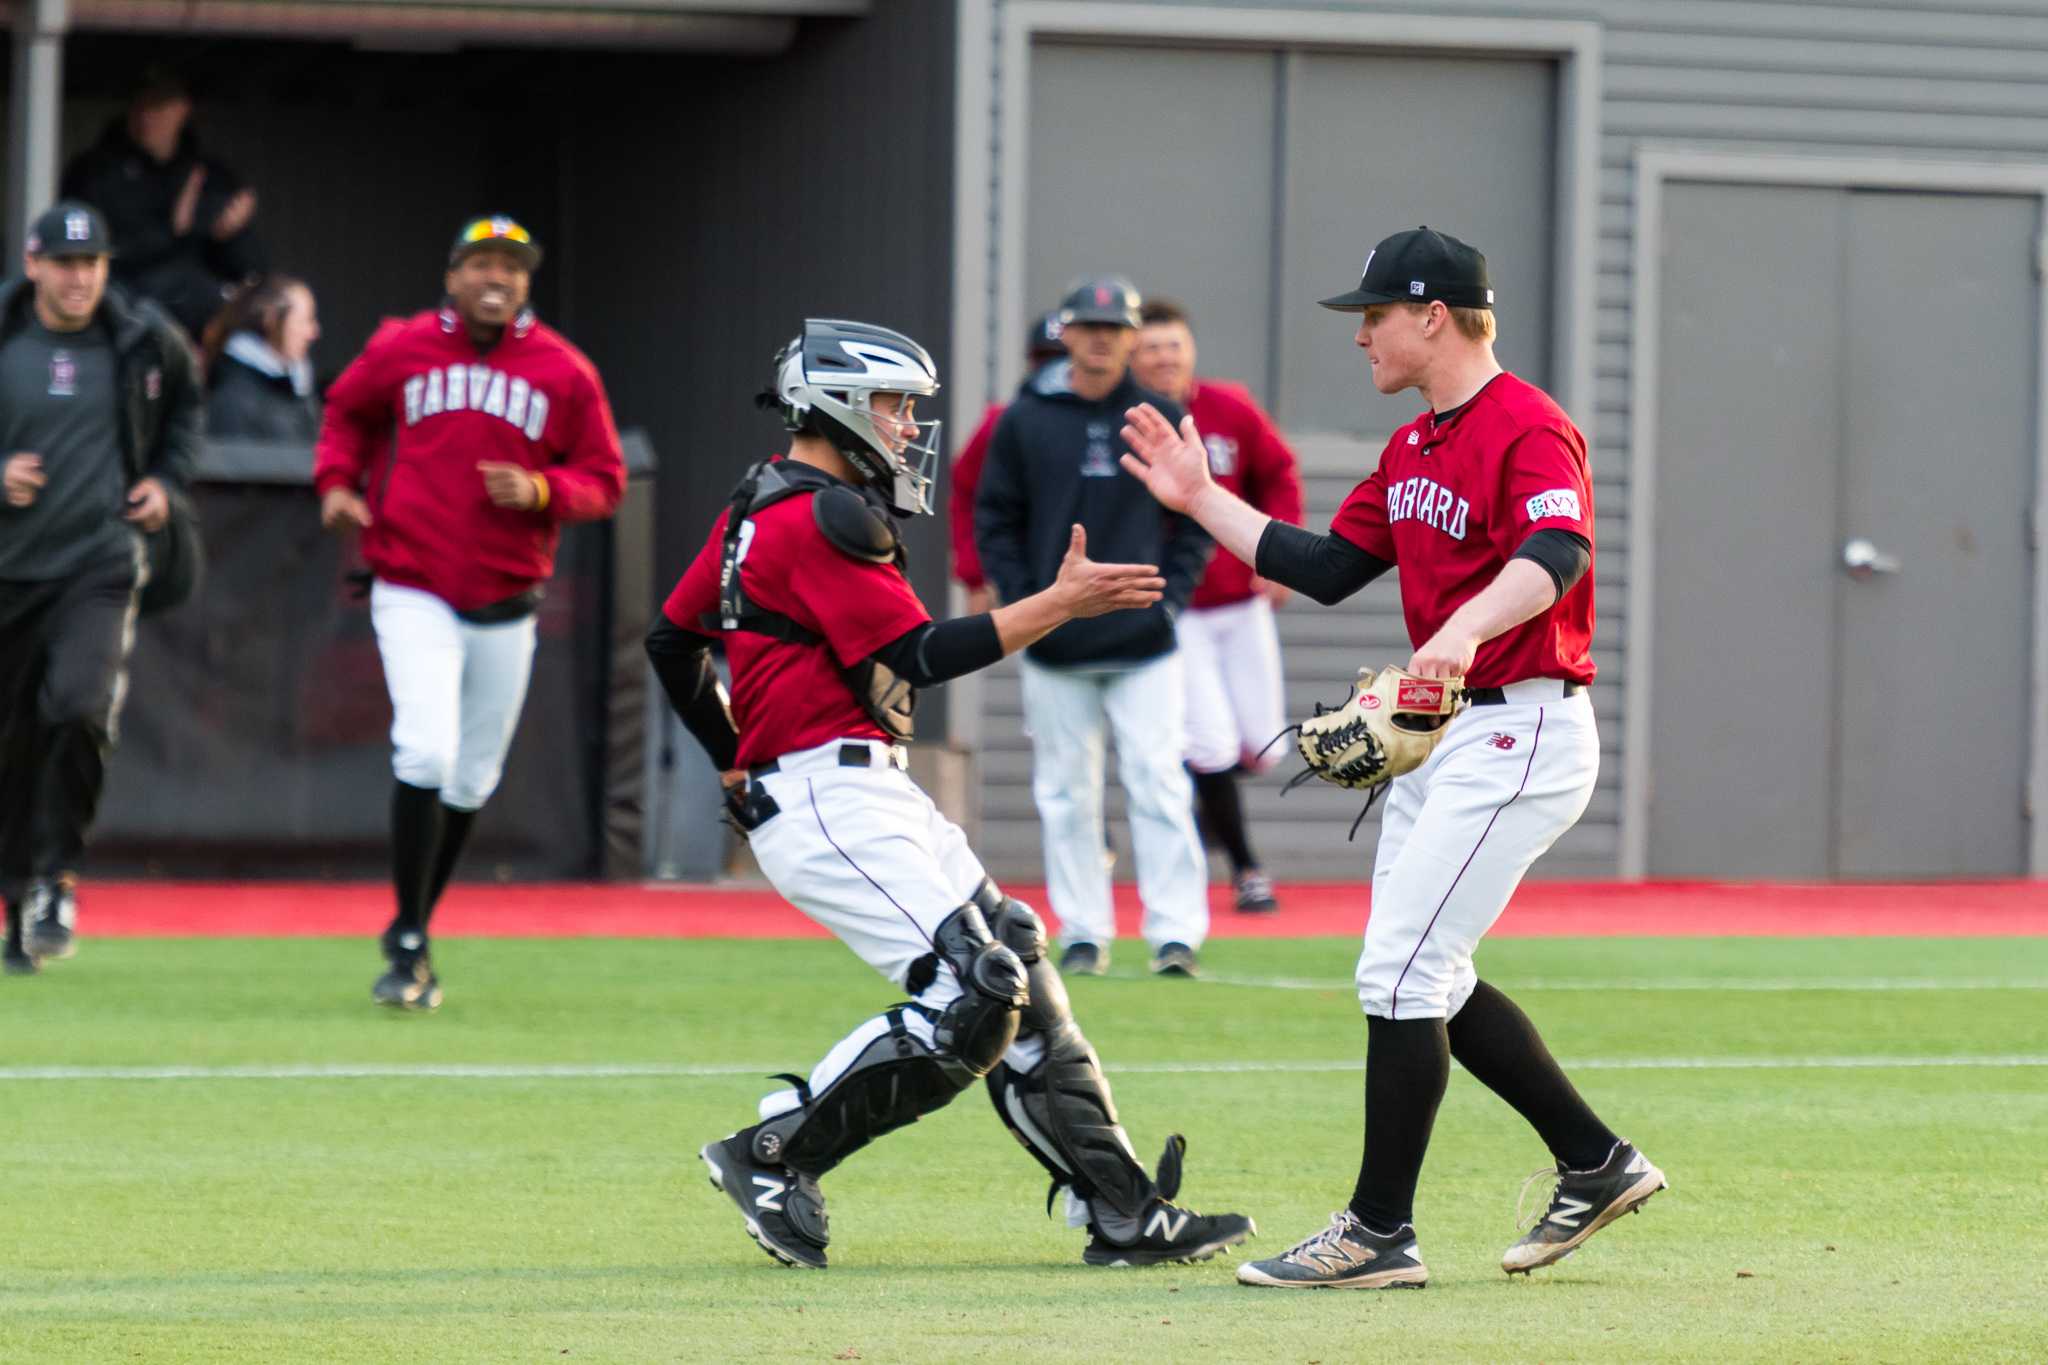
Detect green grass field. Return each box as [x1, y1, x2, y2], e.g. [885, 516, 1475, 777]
[4, 934, 2046, 1363]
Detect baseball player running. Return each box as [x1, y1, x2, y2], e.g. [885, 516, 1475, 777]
[649, 318, 1252, 1271]
[1129, 298, 1304, 914]
[1121, 228, 1662, 1288]
[314, 215, 625, 1011]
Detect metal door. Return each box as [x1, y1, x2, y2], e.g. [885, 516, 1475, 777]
[1650, 182, 2037, 877]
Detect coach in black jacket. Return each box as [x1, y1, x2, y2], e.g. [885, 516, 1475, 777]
[975, 275, 1215, 979]
[0, 203, 204, 974]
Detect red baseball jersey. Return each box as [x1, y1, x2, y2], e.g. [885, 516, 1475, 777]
[1185, 379, 1305, 609]
[313, 308, 626, 612]
[947, 401, 1005, 589]
[664, 487, 932, 768]
[1329, 371, 1594, 688]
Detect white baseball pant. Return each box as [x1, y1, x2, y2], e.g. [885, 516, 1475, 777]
[369, 579, 538, 812]
[1358, 683, 1598, 1020]
[1018, 650, 1209, 952]
[744, 738, 1049, 1108]
[1177, 595, 1287, 775]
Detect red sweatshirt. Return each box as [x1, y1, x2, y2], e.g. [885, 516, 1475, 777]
[947, 401, 1005, 589]
[1184, 379, 1305, 608]
[313, 308, 626, 611]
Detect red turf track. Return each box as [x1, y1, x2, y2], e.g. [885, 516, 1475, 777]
[71, 879, 2048, 938]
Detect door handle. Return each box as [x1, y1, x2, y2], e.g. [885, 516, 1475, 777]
[1842, 537, 1900, 577]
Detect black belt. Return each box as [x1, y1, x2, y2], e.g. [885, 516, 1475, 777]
[748, 742, 904, 782]
[1466, 681, 1585, 706]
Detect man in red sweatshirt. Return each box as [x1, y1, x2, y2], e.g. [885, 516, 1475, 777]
[1130, 298, 1304, 914]
[947, 310, 1066, 612]
[313, 215, 625, 1010]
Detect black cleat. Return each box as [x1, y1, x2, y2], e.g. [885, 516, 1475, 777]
[1502, 1139, 1667, 1274]
[1083, 1199, 1254, 1267]
[1058, 942, 1108, 977]
[4, 897, 37, 975]
[1149, 941, 1199, 977]
[1232, 869, 1279, 914]
[372, 930, 442, 1011]
[1236, 1211, 1427, 1289]
[22, 879, 76, 961]
[700, 1132, 830, 1269]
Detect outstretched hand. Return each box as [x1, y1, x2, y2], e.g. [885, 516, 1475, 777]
[1118, 403, 1214, 515]
[1051, 524, 1165, 619]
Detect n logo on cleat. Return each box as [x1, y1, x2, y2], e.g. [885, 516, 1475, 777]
[1548, 1196, 1593, 1228]
[752, 1175, 787, 1212]
[1144, 1207, 1189, 1241]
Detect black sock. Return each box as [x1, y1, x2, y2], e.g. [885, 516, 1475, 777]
[1447, 980, 1618, 1171]
[1348, 1015, 1450, 1232]
[1189, 768, 1257, 874]
[387, 781, 445, 944]
[424, 805, 477, 917]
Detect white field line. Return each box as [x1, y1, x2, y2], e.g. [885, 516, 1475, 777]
[3, 1056, 2046, 1083]
[1194, 972, 2048, 993]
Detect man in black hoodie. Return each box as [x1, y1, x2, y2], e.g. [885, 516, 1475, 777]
[1, 203, 203, 975]
[61, 73, 264, 339]
[975, 276, 1214, 978]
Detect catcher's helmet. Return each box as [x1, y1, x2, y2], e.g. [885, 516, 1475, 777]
[762, 319, 943, 517]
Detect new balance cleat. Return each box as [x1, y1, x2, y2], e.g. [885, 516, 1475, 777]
[1149, 942, 1199, 977]
[1058, 942, 1107, 977]
[1502, 1139, 1666, 1275]
[1232, 868, 1279, 914]
[1081, 1134, 1252, 1266]
[1236, 1211, 1428, 1289]
[22, 879, 76, 961]
[700, 1132, 829, 1269]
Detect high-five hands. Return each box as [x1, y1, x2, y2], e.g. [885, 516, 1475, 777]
[1050, 524, 1165, 618]
[1117, 403, 1214, 515]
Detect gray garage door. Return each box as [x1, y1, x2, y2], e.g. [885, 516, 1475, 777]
[973, 40, 1563, 884]
[1649, 183, 2037, 879]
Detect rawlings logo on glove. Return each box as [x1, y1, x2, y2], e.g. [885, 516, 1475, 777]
[1276, 668, 1467, 835]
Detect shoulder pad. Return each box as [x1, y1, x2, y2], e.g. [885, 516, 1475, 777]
[813, 485, 899, 564]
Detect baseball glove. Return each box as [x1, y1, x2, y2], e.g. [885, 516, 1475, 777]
[1280, 667, 1466, 832]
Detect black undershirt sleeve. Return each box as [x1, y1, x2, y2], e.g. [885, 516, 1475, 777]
[1511, 529, 1593, 601]
[1253, 523, 1395, 606]
[645, 616, 740, 771]
[869, 613, 1004, 688]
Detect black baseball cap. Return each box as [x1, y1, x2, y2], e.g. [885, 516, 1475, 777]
[1057, 275, 1142, 328]
[26, 202, 115, 259]
[1319, 226, 1493, 312]
[1027, 309, 1065, 359]
[449, 214, 543, 270]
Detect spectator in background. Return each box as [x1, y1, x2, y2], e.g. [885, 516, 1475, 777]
[948, 310, 1067, 612]
[201, 275, 321, 442]
[1130, 298, 1305, 914]
[974, 275, 1213, 979]
[61, 71, 264, 340]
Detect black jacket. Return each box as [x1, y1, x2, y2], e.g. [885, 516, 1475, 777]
[208, 351, 321, 443]
[974, 364, 1211, 666]
[61, 119, 265, 337]
[0, 276, 204, 491]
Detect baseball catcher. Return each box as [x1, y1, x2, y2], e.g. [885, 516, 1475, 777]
[649, 318, 1254, 1271]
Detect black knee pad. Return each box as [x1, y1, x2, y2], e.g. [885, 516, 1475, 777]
[930, 902, 1027, 1079]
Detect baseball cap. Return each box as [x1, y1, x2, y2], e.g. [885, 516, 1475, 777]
[1027, 309, 1066, 359]
[1318, 226, 1493, 312]
[449, 214, 543, 270]
[26, 202, 115, 259]
[1057, 275, 1142, 328]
